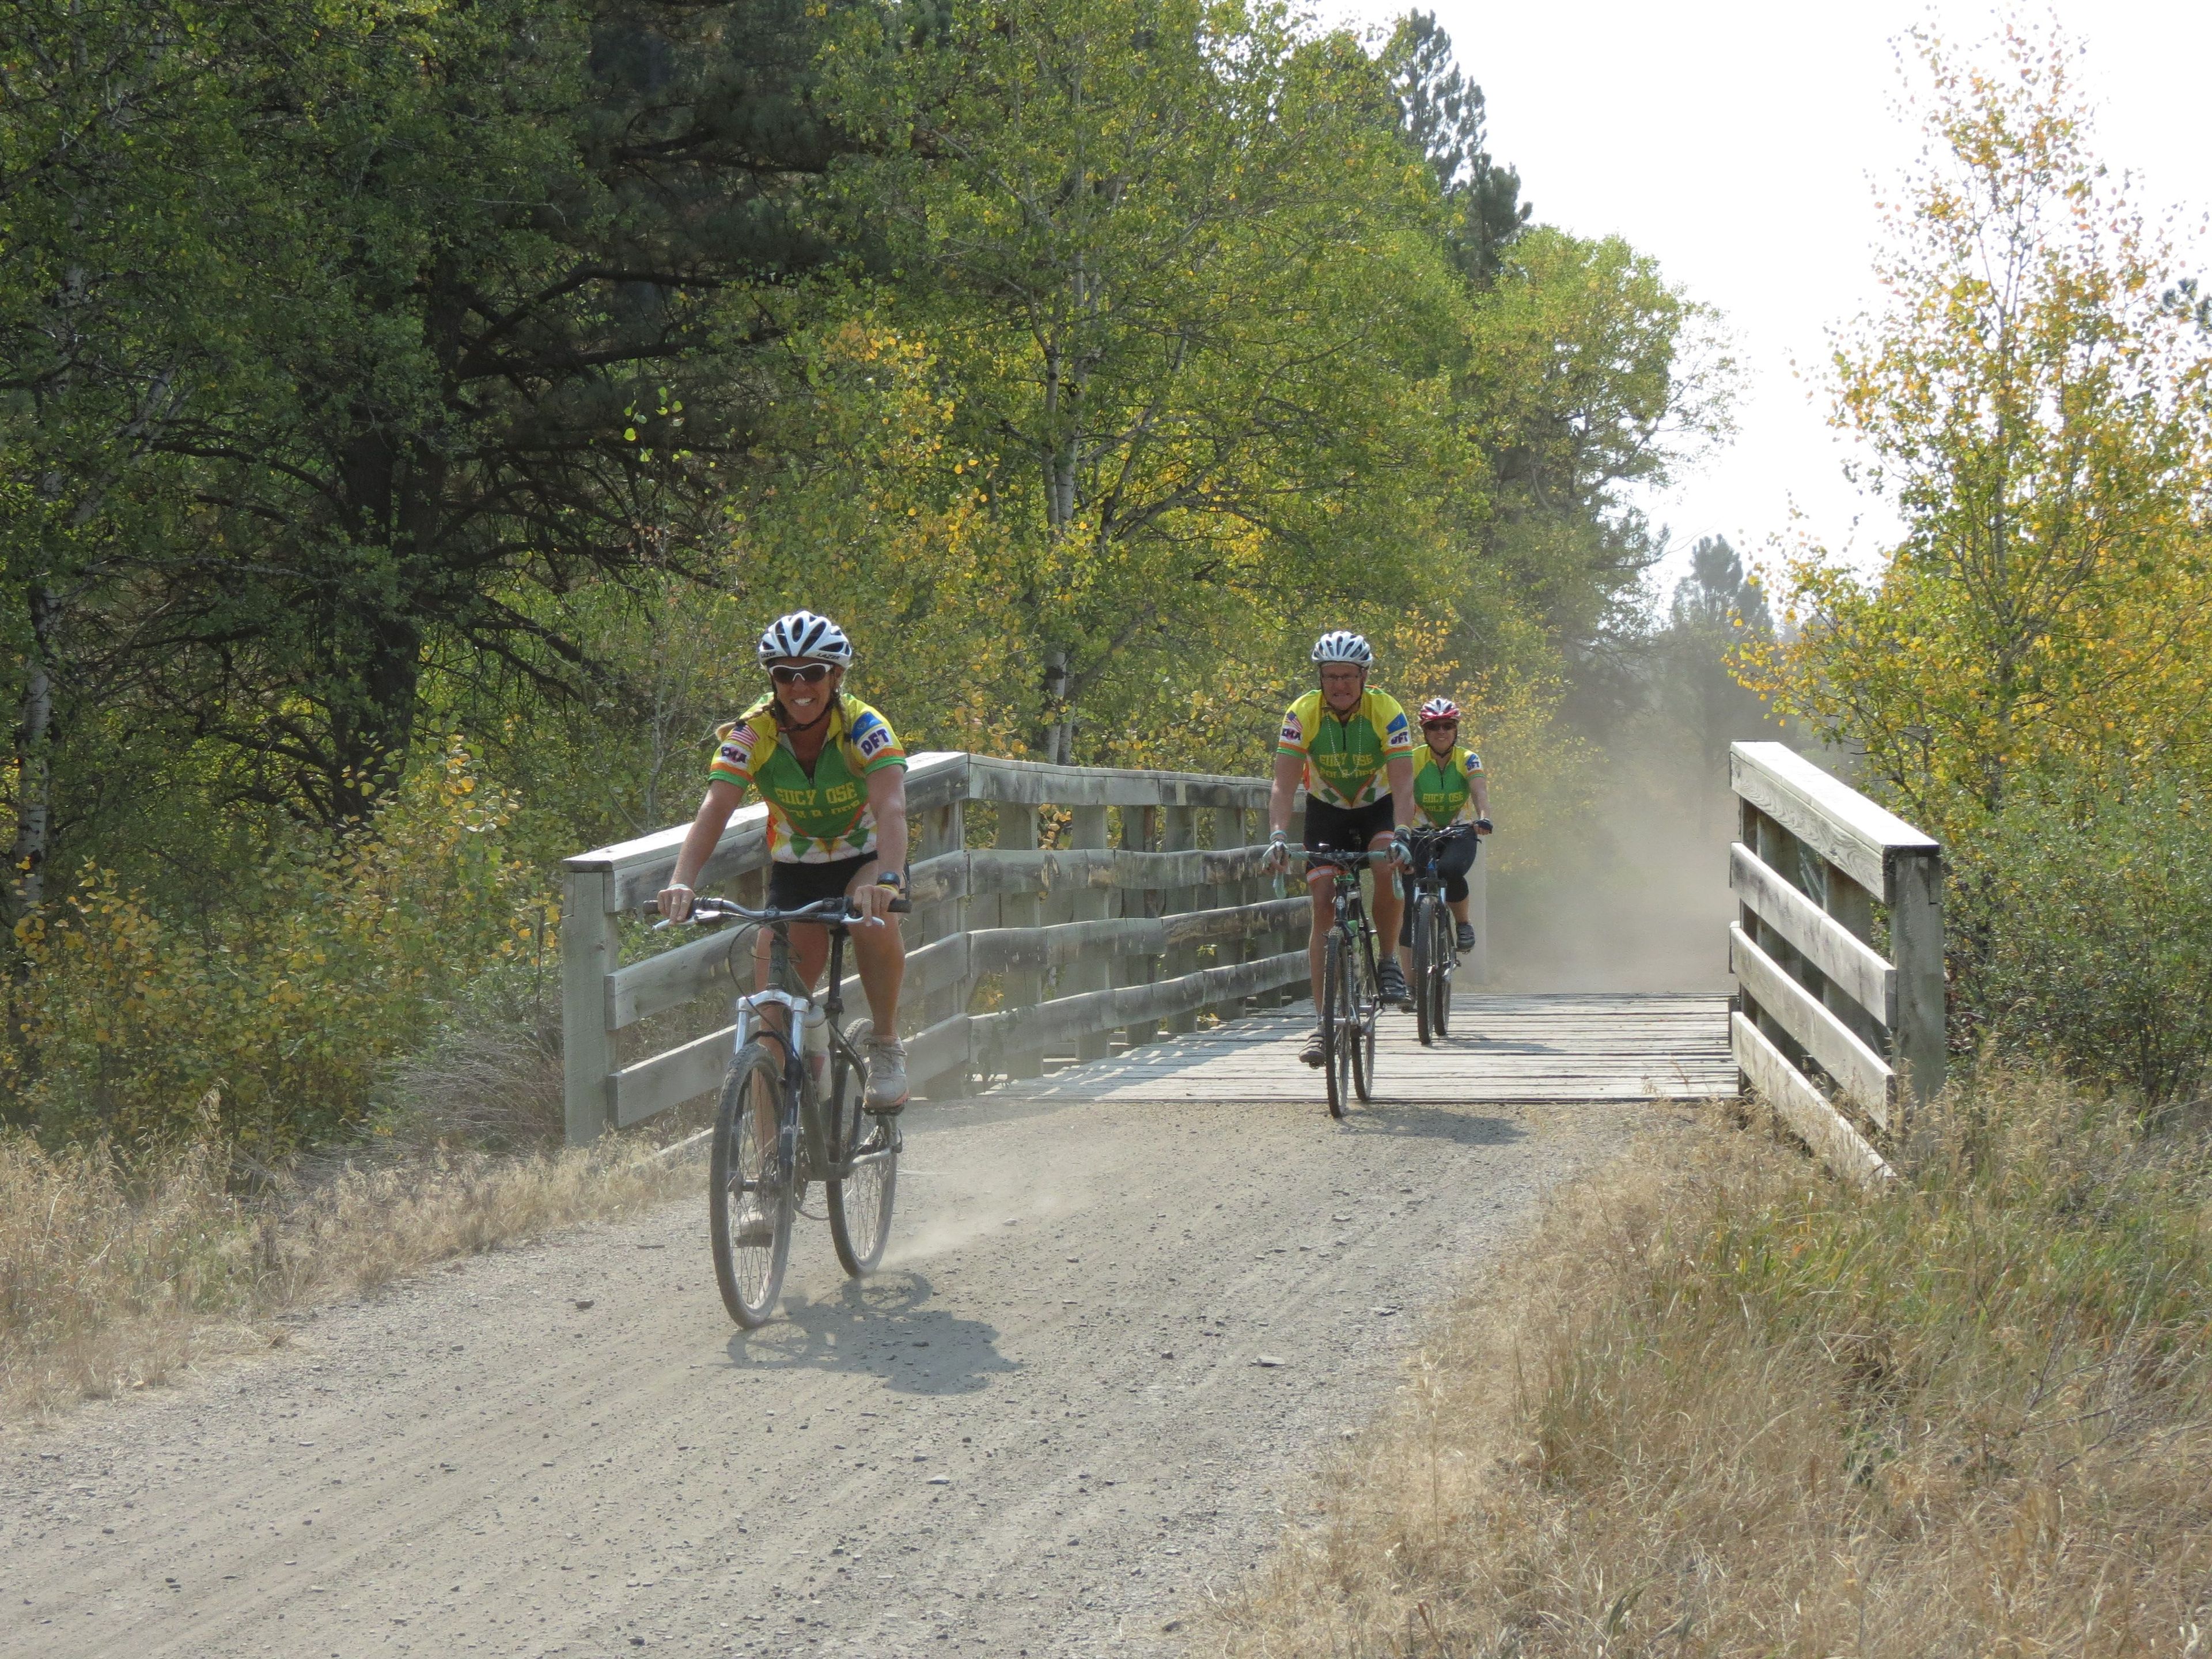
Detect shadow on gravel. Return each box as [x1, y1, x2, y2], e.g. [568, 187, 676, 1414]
[723, 1272, 1020, 1396]
[1329, 1105, 1527, 1144]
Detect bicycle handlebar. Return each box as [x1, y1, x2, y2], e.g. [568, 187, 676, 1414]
[1297, 847, 1390, 870]
[643, 892, 912, 931]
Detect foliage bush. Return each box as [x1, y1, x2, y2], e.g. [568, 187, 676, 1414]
[1955, 779, 2212, 1111]
[3, 740, 551, 1152]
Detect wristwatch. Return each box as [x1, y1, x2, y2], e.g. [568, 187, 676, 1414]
[876, 869, 907, 890]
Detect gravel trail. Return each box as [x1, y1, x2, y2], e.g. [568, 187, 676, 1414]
[2, 1086, 1654, 1657]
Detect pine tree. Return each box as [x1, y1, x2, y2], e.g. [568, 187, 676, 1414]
[1383, 12, 1531, 284]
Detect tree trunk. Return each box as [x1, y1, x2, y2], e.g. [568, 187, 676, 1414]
[1041, 646, 1073, 764]
[7, 585, 60, 926]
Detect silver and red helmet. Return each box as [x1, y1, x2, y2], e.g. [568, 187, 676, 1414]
[1310, 630, 1374, 665]
[1418, 696, 1461, 725]
[757, 609, 854, 666]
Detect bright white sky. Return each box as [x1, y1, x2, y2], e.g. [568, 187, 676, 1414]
[1334, 0, 2212, 603]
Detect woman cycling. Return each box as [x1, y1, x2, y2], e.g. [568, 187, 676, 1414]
[656, 611, 913, 1112]
[1398, 697, 1492, 969]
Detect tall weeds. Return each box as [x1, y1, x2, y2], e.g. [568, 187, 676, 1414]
[0, 1130, 691, 1418]
[1211, 1072, 2212, 1657]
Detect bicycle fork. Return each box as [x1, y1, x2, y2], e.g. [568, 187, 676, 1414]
[733, 987, 817, 1190]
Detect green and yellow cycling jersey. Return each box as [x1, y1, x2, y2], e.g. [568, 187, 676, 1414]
[707, 693, 907, 862]
[1275, 688, 1414, 809]
[1412, 742, 1483, 827]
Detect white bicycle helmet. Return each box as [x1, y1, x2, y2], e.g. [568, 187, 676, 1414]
[1418, 696, 1461, 724]
[1310, 630, 1374, 665]
[757, 609, 854, 666]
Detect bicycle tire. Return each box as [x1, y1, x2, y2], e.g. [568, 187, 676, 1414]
[826, 1046, 899, 1277]
[1324, 927, 1351, 1118]
[709, 1043, 794, 1328]
[1433, 904, 1455, 1038]
[1411, 893, 1437, 1047]
[1351, 922, 1377, 1104]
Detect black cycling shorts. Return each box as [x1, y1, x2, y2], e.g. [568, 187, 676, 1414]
[1399, 828, 1476, 943]
[767, 853, 876, 911]
[1302, 796, 1396, 854]
[1423, 826, 1478, 905]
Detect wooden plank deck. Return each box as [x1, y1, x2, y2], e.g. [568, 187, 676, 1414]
[990, 991, 1737, 1105]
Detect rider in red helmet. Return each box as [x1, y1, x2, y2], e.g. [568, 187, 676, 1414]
[1399, 696, 1492, 967]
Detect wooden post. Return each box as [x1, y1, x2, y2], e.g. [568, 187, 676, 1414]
[1888, 846, 1947, 1123]
[1467, 835, 1490, 983]
[561, 869, 615, 1145]
[1160, 801, 1198, 1034]
[1201, 805, 1238, 1023]
[922, 800, 971, 1097]
[998, 801, 1044, 1079]
[1070, 805, 1113, 1061]
[1120, 804, 1160, 1044]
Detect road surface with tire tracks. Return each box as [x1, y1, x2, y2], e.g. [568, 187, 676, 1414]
[2, 1051, 1677, 1658]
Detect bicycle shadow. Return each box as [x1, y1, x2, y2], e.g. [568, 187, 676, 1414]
[1326, 1103, 1528, 1145]
[722, 1271, 1020, 1397]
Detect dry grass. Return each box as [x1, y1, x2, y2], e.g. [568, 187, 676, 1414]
[1208, 1072, 2212, 1657]
[0, 1129, 696, 1419]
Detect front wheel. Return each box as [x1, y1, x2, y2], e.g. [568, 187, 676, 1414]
[1324, 928, 1352, 1119]
[1351, 926, 1378, 1104]
[1431, 906, 1455, 1039]
[710, 1043, 794, 1328]
[1411, 895, 1437, 1047]
[827, 1046, 899, 1276]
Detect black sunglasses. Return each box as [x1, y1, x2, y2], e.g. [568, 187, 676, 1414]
[767, 662, 834, 685]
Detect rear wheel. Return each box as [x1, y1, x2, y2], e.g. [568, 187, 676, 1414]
[1323, 928, 1352, 1119]
[827, 1044, 899, 1276]
[710, 1043, 793, 1328]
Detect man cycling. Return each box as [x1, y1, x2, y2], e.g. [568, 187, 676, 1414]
[1399, 696, 1493, 970]
[655, 611, 913, 1112]
[1265, 631, 1417, 1067]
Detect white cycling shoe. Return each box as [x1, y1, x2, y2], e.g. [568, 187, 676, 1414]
[864, 1037, 910, 1113]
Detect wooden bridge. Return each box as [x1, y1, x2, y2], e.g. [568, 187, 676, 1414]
[561, 744, 1940, 1181]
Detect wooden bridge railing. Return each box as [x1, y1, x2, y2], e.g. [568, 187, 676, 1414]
[1729, 741, 1944, 1184]
[562, 751, 1474, 1145]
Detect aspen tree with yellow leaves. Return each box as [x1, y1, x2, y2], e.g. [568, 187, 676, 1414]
[1753, 21, 2212, 848]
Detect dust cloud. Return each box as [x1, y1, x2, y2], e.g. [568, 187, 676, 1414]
[1485, 771, 1741, 994]
[876, 1150, 1088, 1270]
[1473, 542, 1790, 996]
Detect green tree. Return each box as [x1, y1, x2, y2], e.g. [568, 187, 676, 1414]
[825, 0, 1470, 762]
[1384, 10, 1530, 284]
[1457, 228, 1732, 727]
[0, 1, 316, 921]
[1759, 21, 2212, 842]
[2, 0, 866, 922]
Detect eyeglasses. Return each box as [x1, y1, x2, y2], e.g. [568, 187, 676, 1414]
[767, 662, 834, 685]
[1421, 720, 1459, 730]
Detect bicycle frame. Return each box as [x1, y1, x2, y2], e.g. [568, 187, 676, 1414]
[730, 920, 883, 1188]
[650, 891, 903, 1186]
[1306, 849, 1385, 983]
